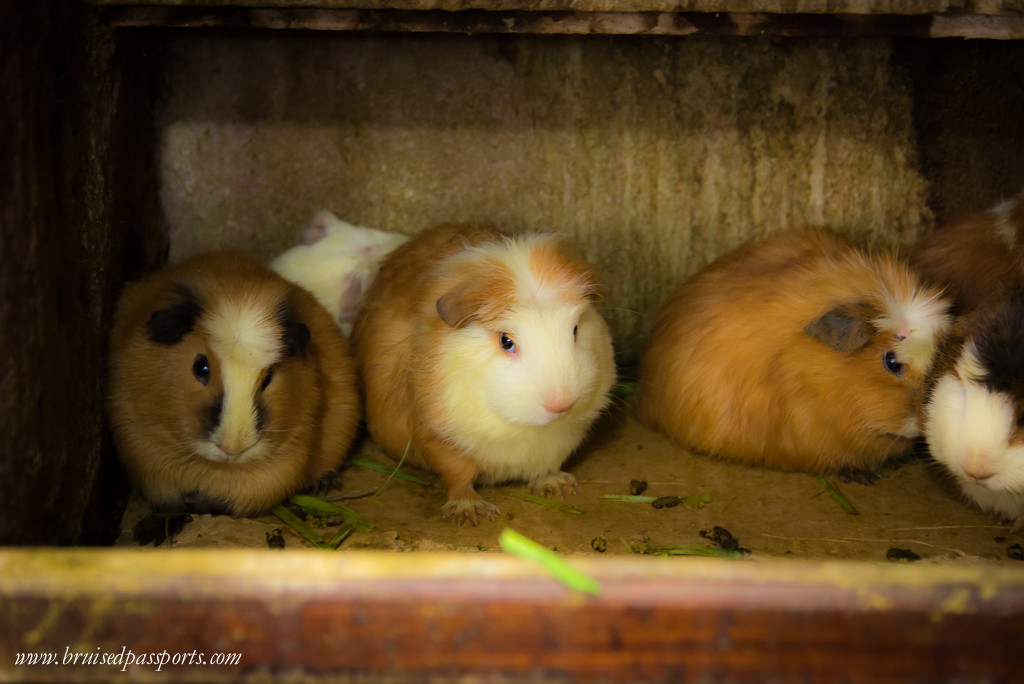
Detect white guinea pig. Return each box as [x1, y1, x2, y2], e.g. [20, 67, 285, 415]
[351, 222, 617, 525]
[270, 210, 410, 336]
[636, 228, 952, 479]
[107, 251, 361, 517]
[909, 188, 1024, 316]
[922, 290, 1024, 530]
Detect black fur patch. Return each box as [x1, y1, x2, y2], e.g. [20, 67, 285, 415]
[923, 327, 966, 406]
[277, 301, 311, 359]
[201, 394, 223, 438]
[181, 491, 234, 516]
[973, 292, 1024, 398]
[147, 284, 202, 345]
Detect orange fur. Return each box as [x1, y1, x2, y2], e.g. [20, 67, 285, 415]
[636, 228, 950, 475]
[909, 190, 1024, 315]
[351, 222, 616, 523]
[353, 223, 504, 462]
[107, 251, 360, 516]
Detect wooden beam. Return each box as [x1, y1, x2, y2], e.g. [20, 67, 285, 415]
[2, 549, 1023, 681]
[94, 6, 1024, 39]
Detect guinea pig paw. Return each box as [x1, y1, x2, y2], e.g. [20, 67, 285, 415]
[835, 466, 883, 486]
[441, 498, 501, 527]
[306, 470, 343, 496]
[132, 512, 193, 547]
[527, 471, 578, 500]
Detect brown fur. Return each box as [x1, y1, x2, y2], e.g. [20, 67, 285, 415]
[107, 251, 360, 516]
[909, 191, 1024, 315]
[636, 228, 944, 475]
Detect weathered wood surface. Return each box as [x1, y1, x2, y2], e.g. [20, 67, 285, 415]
[2, 550, 1023, 682]
[83, 0, 1024, 16]
[97, 6, 1024, 39]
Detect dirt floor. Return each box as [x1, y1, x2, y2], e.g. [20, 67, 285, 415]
[114, 396, 1024, 566]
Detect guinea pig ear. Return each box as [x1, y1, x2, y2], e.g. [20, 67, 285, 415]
[276, 301, 311, 359]
[146, 284, 202, 346]
[804, 303, 876, 353]
[300, 210, 335, 245]
[435, 285, 477, 329]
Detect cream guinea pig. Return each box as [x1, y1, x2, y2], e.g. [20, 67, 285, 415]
[271, 210, 410, 336]
[107, 251, 361, 516]
[922, 290, 1024, 530]
[909, 188, 1024, 316]
[636, 228, 952, 479]
[351, 222, 617, 525]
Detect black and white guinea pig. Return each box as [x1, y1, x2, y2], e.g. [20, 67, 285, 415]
[271, 210, 410, 336]
[107, 251, 361, 517]
[351, 222, 617, 525]
[636, 228, 952, 479]
[909, 188, 1024, 315]
[922, 289, 1024, 530]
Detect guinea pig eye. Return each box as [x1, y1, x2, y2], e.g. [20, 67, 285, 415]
[498, 332, 516, 355]
[192, 353, 211, 386]
[260, 368, 274, 392]
[883, 350, 905, 376]
[573, 325, 578, 342]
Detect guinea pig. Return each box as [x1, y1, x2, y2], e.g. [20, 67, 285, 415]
[107, 251, 361, 517]
[635, 228, 952, 479]
[270, 209, 410, 336]
[922, 289, 1024, 530]
[350, 222, 617, 525]
[908, 188, 1024, 315]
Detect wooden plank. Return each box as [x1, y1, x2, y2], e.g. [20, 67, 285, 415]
[95, 6, 1024, 39]
[2, 549, 1023, 681]
[81, 0, 1024, 17]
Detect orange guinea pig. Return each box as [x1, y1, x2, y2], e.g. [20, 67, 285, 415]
[107, 251, 361, 516]
[636, 228, 952, 479]
[351, 223, 617, 525]
[909, 188, 1024, 315]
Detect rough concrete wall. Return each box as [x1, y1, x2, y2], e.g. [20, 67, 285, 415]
[157, 32, 932, 363]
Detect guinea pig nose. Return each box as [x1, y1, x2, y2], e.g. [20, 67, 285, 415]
[217, 431, 250, 457]
[962, 460, 997, 483]
[544, 396, 577, 416]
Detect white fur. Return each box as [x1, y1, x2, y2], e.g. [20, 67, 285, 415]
[193, 296, 282, 464]
[924, 345, 1024, 523]
[875, 285, 952, 372]
[432, 279, 615, 486]
[271, 210, 409, 335]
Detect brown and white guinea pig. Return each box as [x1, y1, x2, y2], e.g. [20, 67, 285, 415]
[271, 210, 410, 336]
[635, 228, 952, 478]
[922, 289, 1024, 530]
[107, 251, 361, 517]
[909, 188, 1024, 316]
[350, 222, 616, 525]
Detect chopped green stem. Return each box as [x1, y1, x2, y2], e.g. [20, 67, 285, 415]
[499, 528, 601, 595]
[815, 476, 860, 515]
